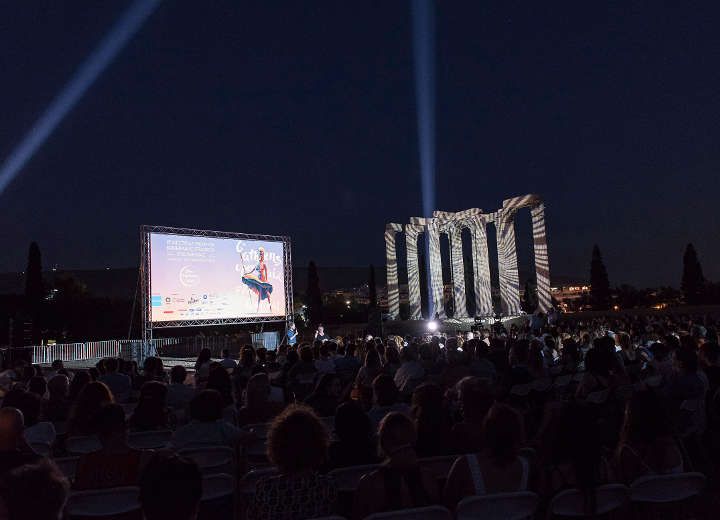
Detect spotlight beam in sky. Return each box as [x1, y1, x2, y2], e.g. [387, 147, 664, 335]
[411, 0, 437, 317]
[0, 0, 162, 197]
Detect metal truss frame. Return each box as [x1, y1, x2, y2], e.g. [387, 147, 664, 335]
[140, 225, 293, 359]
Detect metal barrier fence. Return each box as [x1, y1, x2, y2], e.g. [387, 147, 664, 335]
[29, 338, 184, 364]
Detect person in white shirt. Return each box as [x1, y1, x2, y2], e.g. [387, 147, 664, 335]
[219, 349, 237, 370]
[166, 365, 196, 411]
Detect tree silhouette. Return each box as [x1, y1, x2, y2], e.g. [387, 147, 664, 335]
[24, 242, 43, 344]
[681, 243, 705, 305]
[305, 261, 323, 327]
[590, 245, 611, 310]
[368, 264, 378, 309]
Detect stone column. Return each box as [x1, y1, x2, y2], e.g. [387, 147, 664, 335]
[405, 224, 423, 320]
[496, 211, 521, 315]
[448, 224, 468, 318]
[384, 223, 403, 320]
[427, 219, 446, 319]
[470, 216, 493, 316]
[531, 203, 552, 312]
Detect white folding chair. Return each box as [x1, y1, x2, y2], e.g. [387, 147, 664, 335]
[66, 435, 101, 455]
[55, 456, 80, 481]
[630, 472, 706, 504]
[201, 473, 235, 502]
[127, 429, 172, 449]
[456, 491, 539, 520]
[549, 484, 629, 517]
[365, 505, 452, 520]
[179, 446, 235, 475]
[66, 486, 140, 517]
[328, 464, 380, 492]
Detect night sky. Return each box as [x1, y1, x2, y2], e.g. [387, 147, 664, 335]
[2, 1, 719, 287]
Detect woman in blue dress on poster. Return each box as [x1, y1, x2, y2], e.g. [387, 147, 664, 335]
[241, 247, 273, 313]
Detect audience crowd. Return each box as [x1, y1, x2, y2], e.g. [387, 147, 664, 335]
[0, 312, 718, 519]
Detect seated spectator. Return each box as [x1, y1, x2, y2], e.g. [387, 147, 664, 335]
[394, 346, 424, 394]
[207, 365, 236, 424]
[166, 365, 195, 411]
[264, 350, 281, 373]
[27, 376, 47, 399]
[559, 339, 581, 374]
[327, 401, 378, 470]
[8, 390, 56, 447]
[439, 345, 472, 389]
[508, 340, 533, 386]
[219, 348, 237, 370]
[540, 403, 610, 499]
[615, 390, 684, 482]
[171, 390, 244, 450]
[367, 374, 410, 428]
[0, 408, 42, 474]
[412, 383, 453, 457]
[140, 454, 202, 520]
[0, 460, 69, 520]
[664, 347, 706, 402]
[68, 370, 91, 401]
[383, 346, 401, 378]
[194, 348, 213, 388]
[315, 342, 336, 374]
[249, 404, 337, 520]
[355, 349, 383, 394]
[98, 357, 132, 403]
[466, 339, 497, 382]
[451, 377, 494, 454]
[68, 381, 114, 436]
[576, 344, 613, 399]
[444, 404, 534, 508]
[129, 381, 169, 432]
[354, 412, 438, 519]
[287, 346, 318, 401]
[233, 346, 261, 392]
[41, 375, 71, 424]
[305, 373, 342, 418]
[237, 373, 283, 427]
[74, 404, 151, 490]
[334, 343, 361, 382]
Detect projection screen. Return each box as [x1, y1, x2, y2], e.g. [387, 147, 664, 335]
[141, 226, 292, 328]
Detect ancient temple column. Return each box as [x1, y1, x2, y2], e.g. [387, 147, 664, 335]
[470, 216, 493, 316]
[405, 224, 423, 320]
[384, 223, 403, 320]
[496, 211, 522, 315]
[531, 203, 552, 312]
[448, 224, 468, 318]
[427, 219, 446, 319]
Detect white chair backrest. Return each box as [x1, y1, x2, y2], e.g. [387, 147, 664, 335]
[127, 429, 172, 449]
[456, 491, 539, 520]
[240, 467, 279, 495]
[66, 435, 101, 455]
[179, 446, 235, 475]
[66, 486, 140, 517]
[328, 464, 380, 492]
[201, 473, 235, 502]
[630, 472, 706, 503]
[419, 455, 458, 481]
[365, 505, 452, 520]
[55, 456, 79, 481]
[550, 484, 629, 517]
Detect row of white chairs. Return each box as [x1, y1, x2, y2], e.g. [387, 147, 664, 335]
[309, 472, 706, 520]
[64, 472, 234, 518]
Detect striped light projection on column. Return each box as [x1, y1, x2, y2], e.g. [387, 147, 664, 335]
[384, 223, 404, 320]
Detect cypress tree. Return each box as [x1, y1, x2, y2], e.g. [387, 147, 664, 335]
[590, 245, 611, 310]
[306, 261, 323, 327]
[681, 243, 705, 305]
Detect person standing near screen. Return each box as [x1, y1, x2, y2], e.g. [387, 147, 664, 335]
[287, 323, 298, 346]
[241, 247, 274, 313]
[315, 324, 329, 342]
